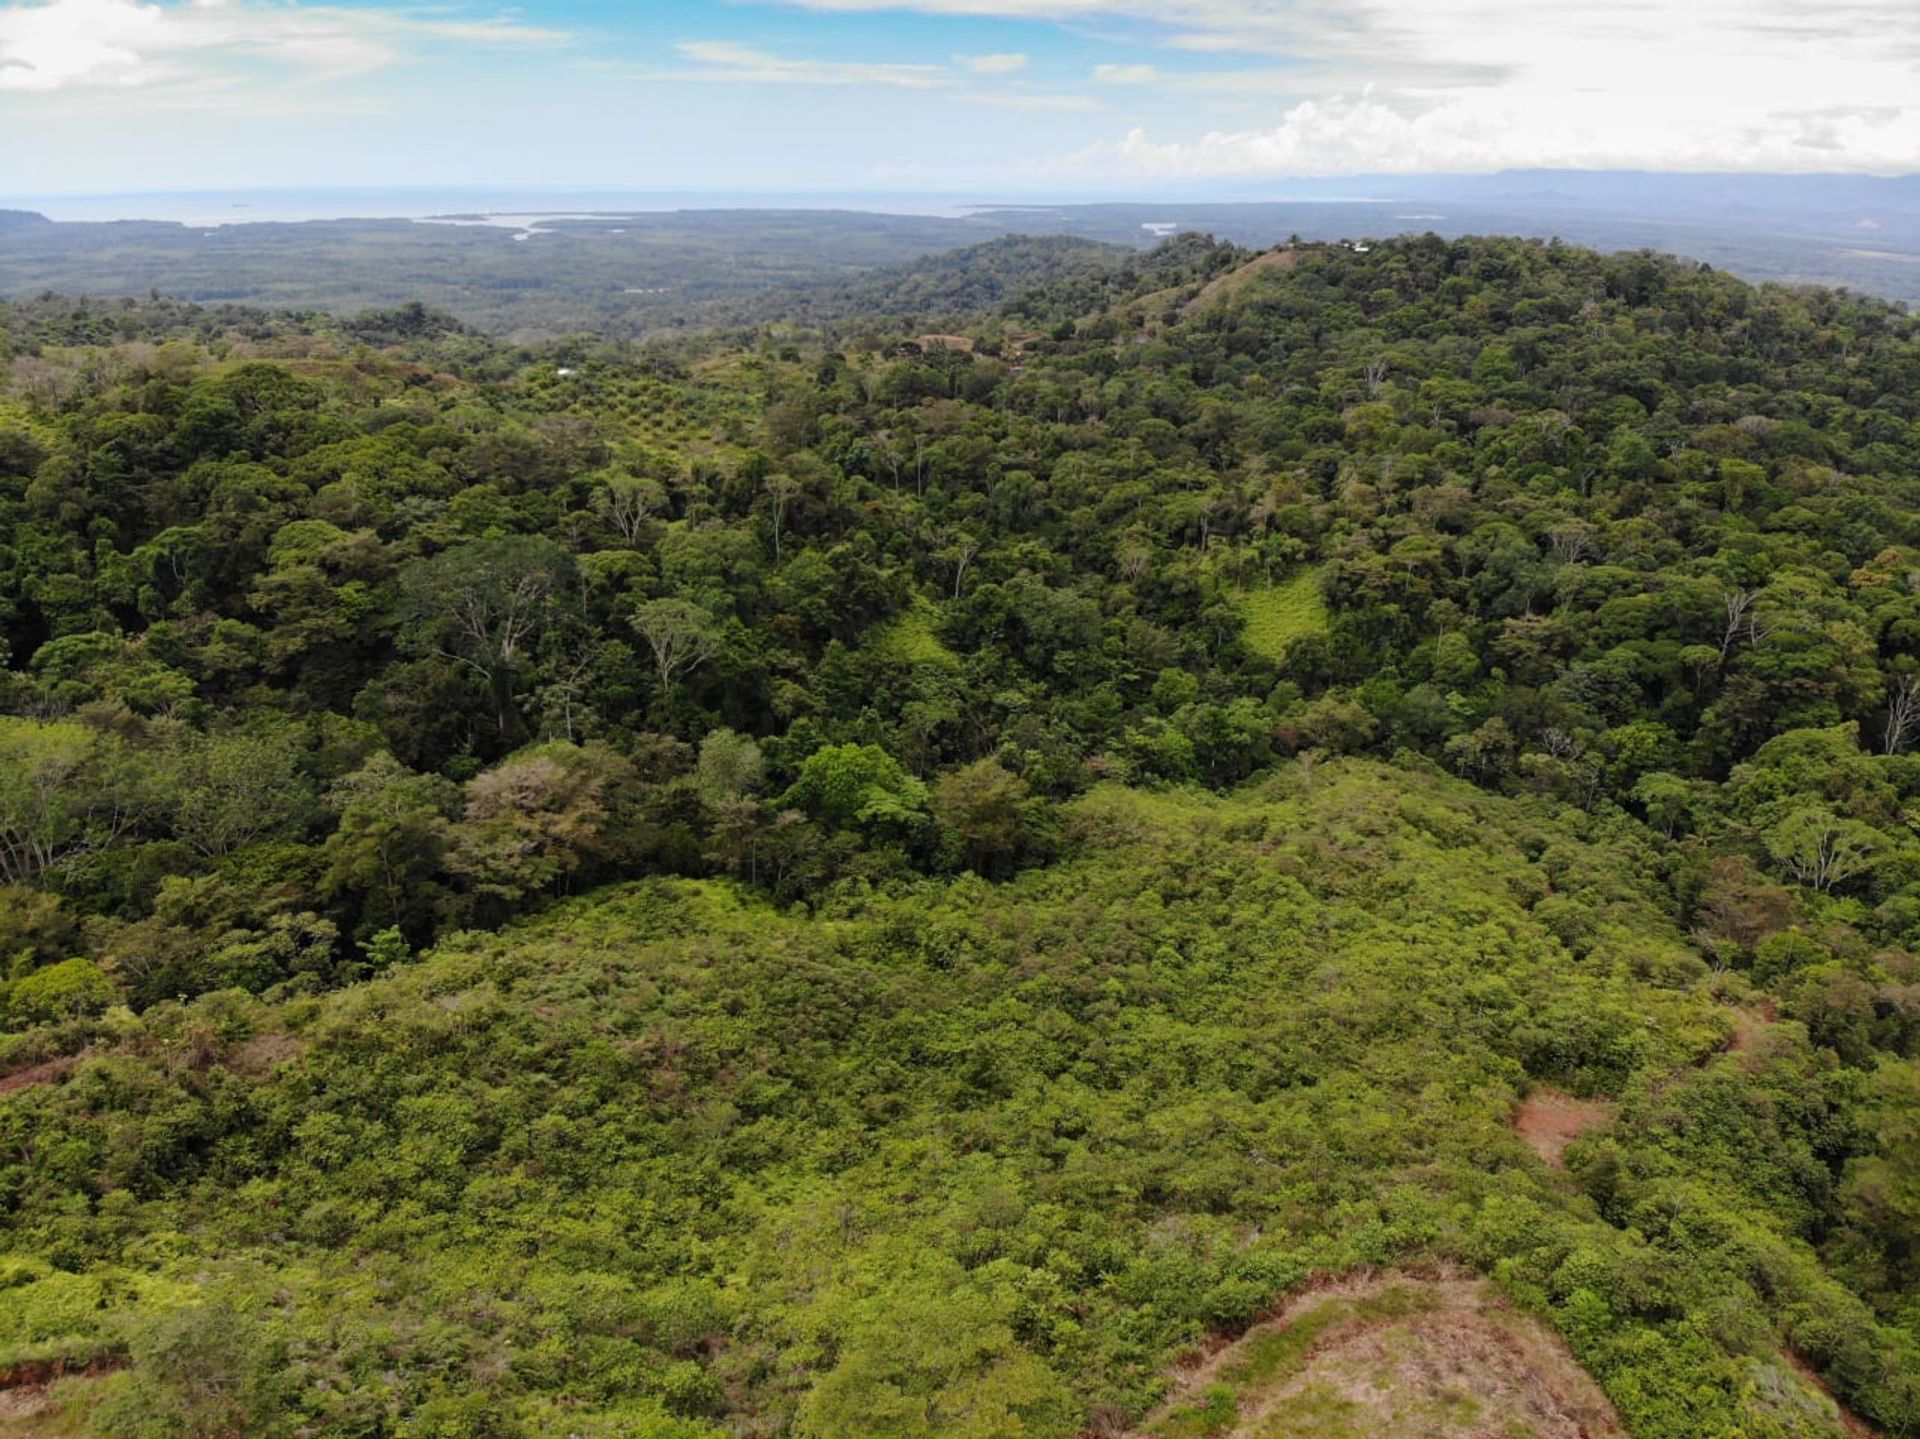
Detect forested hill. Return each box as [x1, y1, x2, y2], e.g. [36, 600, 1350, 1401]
[3, 235, 1920, 1435]
[709, 234, 1139, 330]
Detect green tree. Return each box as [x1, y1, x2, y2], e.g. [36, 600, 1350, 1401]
[322, 753, 459, 936]
[696, 728, 765, 807]
[786, 743, 928, 833]
[167, 729, 312, 860]
[1764, 806, 1884, 893]
[95, 1302, 277, 1439]
[630, 598, 722, 707]
[1840, 1058, 1920, 1298]
[398, 536, 573, 740]
[6, 956, 113, 1025]
[449, 741, 639, 908]
[933, 757, 1031, 877]
[0, 717, 140, 886]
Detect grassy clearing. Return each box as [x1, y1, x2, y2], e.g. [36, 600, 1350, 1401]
[1234, 571, 1330, 662]
[867, 596, 962, 668]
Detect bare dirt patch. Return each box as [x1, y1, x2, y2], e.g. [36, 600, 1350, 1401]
[1513, 1088, 1614, 1168]
[231, 1032, 307, 1077]
[0, 1382, 50, 1416]
[0, 1355, 124, 1393]
[0, 1057, 76, 1099]
[1719, 1000, 1778, 1063]
[1141, 1269, 1625, 1439]
[0, 1355, 124, 1439]
[0, 1381, 60, 1432]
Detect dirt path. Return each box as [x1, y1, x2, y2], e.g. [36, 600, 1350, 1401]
[1513, 1088, 1615, 1168]
[1139, 1269, 1625, 1439]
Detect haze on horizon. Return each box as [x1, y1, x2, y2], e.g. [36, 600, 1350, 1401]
[2, 0, 1918, 202]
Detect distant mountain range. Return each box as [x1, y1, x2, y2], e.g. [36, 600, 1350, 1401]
[3, 170, 1915, 338]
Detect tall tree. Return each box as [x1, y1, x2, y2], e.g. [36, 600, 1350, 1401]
[398, 537, 573, 740]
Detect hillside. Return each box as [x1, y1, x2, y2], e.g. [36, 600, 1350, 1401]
[0, 210, 1020, 344]
[3, 234, 1920, 1434]
[716, 235, 1138, 331]
[0, 765, 1903, 1437]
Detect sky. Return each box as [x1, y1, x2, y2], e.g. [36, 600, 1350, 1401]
[2, 0, 1919, 199]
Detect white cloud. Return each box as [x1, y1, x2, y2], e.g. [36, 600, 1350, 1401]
[775, 0, 1401, 60]
[1070, 91, 1920, 177]
[781, 0, 1920, 173]
[0, 0, 567, 95]
[670, 40, 949, 88]
[963, 88, 1095, 110]
[955, 50, 1027, 74]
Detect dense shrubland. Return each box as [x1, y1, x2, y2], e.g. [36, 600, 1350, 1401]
[3, 234, 1920, 1434]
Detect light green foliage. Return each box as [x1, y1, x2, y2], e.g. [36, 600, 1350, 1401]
[0, 1259, 170, 1372]
[797, 1266, 1075, 1438]
[869, 597, 962, 670]
[785, 742, 928, 830]
[266, 519, 354, 571]
[695, 728, 765, 805]
[1154, 1386, 1237, 1438]
[1764, 807, 1885, 893]
[166, 729, 311, 860]
[931, 756, 1032, 875]
[6, 957, 113, 1024]
[0, 718, 134, 887]
[28, 633, 194, 714]
[1234, 571, 1329, 662]
[1839, 1057, 1920, 1304]
[2, 762, 1902, 1437]
[629, 597, 722, 699]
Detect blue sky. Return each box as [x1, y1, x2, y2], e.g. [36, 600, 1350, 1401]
[3, 0, 1918, 198]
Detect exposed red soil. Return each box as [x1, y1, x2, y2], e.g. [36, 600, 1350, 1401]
[0, 1353, 125, 1430]
[0, 1353, 126, 1392]
[1513, 1088, 1615, 1168]
[0, 1056, 75, 1098]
